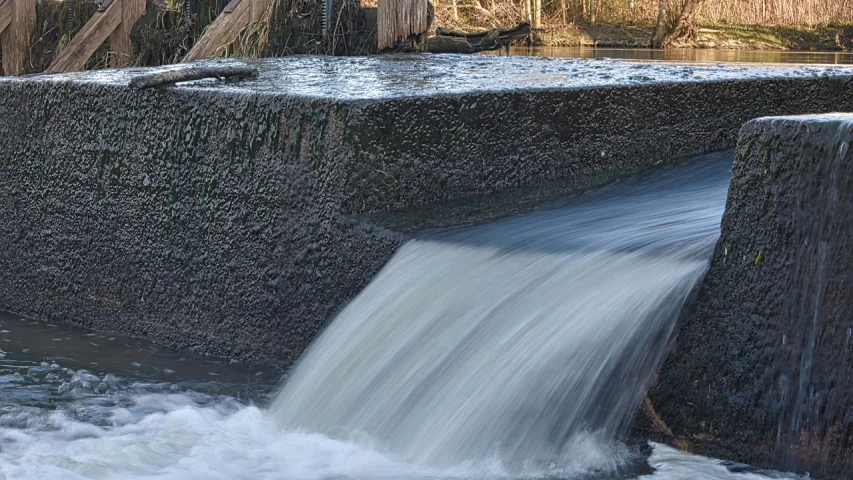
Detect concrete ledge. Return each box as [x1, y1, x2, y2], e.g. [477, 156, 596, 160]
[647, 114, 853, 478]
[1, 57, 852, 365]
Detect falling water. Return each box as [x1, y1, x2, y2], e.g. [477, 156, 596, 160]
[269, 152, 733, 475]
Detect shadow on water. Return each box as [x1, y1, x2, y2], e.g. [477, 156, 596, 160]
[0, 311, 281, 412]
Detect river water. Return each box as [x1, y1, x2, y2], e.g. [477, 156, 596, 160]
[502, 46, 853, 64]
[0, 152, 804, 479]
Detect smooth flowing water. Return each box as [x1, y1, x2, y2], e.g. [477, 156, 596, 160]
[500, 46, 853, 64]
[0, 152, 804, 479]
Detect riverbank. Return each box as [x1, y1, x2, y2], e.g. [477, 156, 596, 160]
[498, 22, 853, 50]
[5, 2, 851, 76]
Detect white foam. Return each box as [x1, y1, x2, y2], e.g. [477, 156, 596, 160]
[0, 395, 801, 479]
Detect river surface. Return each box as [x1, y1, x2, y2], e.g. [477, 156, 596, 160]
[502, 46, 853, 64]
[0, 152, 805, 479]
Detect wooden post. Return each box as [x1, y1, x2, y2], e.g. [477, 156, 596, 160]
[377, 0, 428, 51]
[47, 0, 146, 74]
[0, 1, 10, 33]
[183, 0, 270, 62]
[0, 0, 37, 76]
[109, 0, 146, 68]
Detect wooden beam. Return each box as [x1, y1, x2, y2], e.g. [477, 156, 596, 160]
[0, 0, 37, 76]
[109, 0, 146, 68]
[183, 0, 269, 62]
[0, 1, 12, 35]
[47, 0, 145, 74]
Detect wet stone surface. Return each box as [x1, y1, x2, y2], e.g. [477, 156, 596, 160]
[647, 113, 853, 479]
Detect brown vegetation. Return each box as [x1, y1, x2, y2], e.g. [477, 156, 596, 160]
[430, 0, 853, 29]
[0, 0, 849, 76]
[428, 0, 853, 47]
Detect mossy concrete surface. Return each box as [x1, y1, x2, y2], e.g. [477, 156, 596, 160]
[646, 114, 853, 479]
[0, 57, 852, 366]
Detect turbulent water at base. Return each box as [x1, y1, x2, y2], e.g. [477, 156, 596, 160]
[0, 152, 804, 480]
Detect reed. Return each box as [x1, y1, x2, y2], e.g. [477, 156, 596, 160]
[430, 0, 853, 28]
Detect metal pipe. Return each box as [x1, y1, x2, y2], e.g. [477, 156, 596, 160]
[322, 0, 333, 37]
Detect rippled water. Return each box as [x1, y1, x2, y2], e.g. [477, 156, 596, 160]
[10, 55, 853, 101]
[0, 152, 805, 479]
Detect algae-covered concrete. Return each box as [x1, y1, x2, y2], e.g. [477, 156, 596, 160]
[1, 56, 852, 365]
[647, 114, 853, 479]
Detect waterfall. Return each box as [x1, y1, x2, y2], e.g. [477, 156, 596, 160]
[269, 152, 733, 475]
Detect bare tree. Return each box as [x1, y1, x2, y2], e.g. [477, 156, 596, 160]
[651, 0, 706, 48]
[665, 0, 705, 46]
[651, 0, 669, 48]
[533, 0, 542, 27]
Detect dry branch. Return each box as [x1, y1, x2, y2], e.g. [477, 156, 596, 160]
[128, 65, 258, 89]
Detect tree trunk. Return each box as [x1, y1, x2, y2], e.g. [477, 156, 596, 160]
[651, 0, 669, 48]
[451, 0, 458, 22]
[525, 0, 532, 24]
[533, 0, 541, 28]
[663, 0, 704, 47]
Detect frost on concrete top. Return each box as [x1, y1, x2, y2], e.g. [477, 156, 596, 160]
[7, 55, 853, 101]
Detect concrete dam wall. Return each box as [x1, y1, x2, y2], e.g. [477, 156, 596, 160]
[1, 56, 852, 366]
[647, 114, 853, 479]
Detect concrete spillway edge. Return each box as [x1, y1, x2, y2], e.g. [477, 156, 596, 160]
[646, 113, 853, 479]
[0, 61, 852, 368]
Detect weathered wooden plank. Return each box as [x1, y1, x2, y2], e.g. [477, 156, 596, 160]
[222, 0, 242, 14]
[47, 0, 144, 73]
[182, 0, 269, 62]
[0, 0, 12, 34]
[0, 0, 36, 76]
[109, 0, 146, 68]
[47, 1, 122, 73]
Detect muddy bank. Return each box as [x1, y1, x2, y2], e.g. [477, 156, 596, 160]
[1, 57, 852, 365]
[645, 114, 853, 479]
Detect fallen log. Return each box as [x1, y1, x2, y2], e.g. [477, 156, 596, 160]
[434, 22, 531, 52]
[128, 65, 258, 89]
[423, 35, 475, 54]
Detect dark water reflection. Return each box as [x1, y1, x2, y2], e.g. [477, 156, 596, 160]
[0, 311, 280, 411]
[499, 46, 853, 64]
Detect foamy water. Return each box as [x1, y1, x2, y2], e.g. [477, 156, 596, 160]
[0, 388, 800, 480]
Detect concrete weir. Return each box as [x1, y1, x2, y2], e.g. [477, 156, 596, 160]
[647, 114, 853, 479]
[0, 55, 852, 365]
